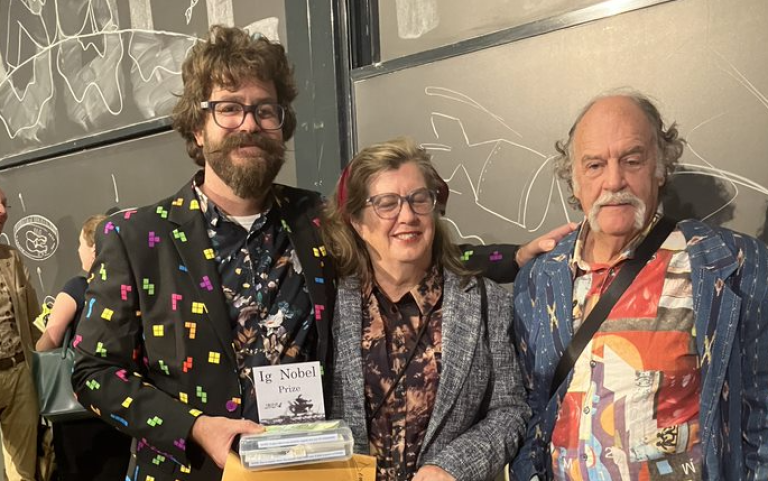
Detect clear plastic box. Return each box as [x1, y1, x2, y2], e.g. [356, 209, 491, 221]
[239, 420, 354, 470]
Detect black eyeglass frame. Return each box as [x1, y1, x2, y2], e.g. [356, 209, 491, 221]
[365, 188, 438, 219]
[200, 100, 286, 131]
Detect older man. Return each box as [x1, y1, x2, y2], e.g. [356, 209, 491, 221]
[510, 91, 768, 481]
[0, 187, 41, 481]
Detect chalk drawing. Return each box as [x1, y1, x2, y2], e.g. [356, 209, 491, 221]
[36, 266, 45, 293]
[1, 0, 278, 163]
[128, 31, 196, 118]
[128, 0, 154, 30]
[426, 87, 521, 138]
[206, 0, 234, 27]
[112, 173, 120, 203]
[0, 0, 196, 146]
[13, 214, 59, 261]
[395, 0, 439, 39]
[245, 17, 280, 43]
[419, 85, 768, 242]
[443, 217, 485, 244]
[421, 86, 571, 244]
[185, 0, 200, 25]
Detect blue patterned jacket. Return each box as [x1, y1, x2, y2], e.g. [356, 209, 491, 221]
[510, 219, 768, 481]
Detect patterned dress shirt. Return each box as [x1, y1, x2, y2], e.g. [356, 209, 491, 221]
[362, 266, 444, 481]
[551, 216, 703, 480]
[195, 183, 314, 423]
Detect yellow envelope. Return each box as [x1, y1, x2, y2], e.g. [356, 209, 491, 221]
[222, 451, 376, 481]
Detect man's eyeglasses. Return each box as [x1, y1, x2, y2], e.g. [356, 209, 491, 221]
[365, 188, 437, 219]
[200, 101, 285, 131]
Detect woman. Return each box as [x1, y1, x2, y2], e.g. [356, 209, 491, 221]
[36, 215, 132, 481]
[323, 137, 530, 481]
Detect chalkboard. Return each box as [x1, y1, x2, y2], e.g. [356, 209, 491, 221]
[376, 0, 602, 62]
[353, 0, 768, 247]
[0, 127, 305, 299]
[0, 0, 345, 300]
[0, 0, 288, 166]
[0, 131, 196, 297]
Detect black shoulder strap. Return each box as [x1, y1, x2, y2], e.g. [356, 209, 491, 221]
[549, 217, 677, 398]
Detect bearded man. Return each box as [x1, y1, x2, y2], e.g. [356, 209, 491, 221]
[71, 26, 338, 481]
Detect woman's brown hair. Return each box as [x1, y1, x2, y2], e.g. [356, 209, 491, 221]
[322, 137, 476, 287]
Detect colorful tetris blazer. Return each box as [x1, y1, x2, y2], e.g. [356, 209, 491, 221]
[72, 180, 336, 481]
[509, 219, 768, 481]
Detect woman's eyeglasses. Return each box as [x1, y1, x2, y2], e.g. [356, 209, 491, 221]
[365, 188, 437, 219]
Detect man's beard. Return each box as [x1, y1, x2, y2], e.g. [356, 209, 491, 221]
[203, 132, 286, 199]
[587, 190, 646, 233]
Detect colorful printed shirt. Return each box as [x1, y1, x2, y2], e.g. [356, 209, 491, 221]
[195, 180, 314, 423]
[363, 266, 444, 481]
[551, 216, 703, 480]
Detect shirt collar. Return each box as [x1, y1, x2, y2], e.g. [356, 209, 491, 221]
[364, 264, 444, 317]
[192, 170, 272, 230]
[571, 211, 663, 272]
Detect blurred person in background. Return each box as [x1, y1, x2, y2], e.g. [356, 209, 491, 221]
[0, 186, 41, 481]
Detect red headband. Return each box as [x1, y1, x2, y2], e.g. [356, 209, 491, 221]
[335, 163, 450, 219]
[336, 163, 353, 221]
[434, 172, 449, 215]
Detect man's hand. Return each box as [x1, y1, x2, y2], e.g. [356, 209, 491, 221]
[413, 464, 456, 481]
[190, 415, 264, 469]
[515, 222, 579, 267]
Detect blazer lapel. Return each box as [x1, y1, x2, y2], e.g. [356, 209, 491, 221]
[167, 186, 237, 368]
[336, 279, 368, 450]
[529, 236, 576, 411]
[422, 272, 482, 450]
[542, 250, 576, 364]
[680, 221, 741, 443]
[272, 185, 335, 368]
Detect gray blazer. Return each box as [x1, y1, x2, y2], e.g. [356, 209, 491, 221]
[331, 270, 530, 480]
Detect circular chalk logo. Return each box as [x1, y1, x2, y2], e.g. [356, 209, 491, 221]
[13, 215, 59, 261]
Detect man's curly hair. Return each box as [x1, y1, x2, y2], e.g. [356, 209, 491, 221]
[172, 25, 298, 166]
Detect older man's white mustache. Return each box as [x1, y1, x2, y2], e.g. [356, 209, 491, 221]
[593, 191, 642, 210]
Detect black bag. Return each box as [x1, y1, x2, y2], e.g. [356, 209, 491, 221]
[31, 328, 91, 422]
